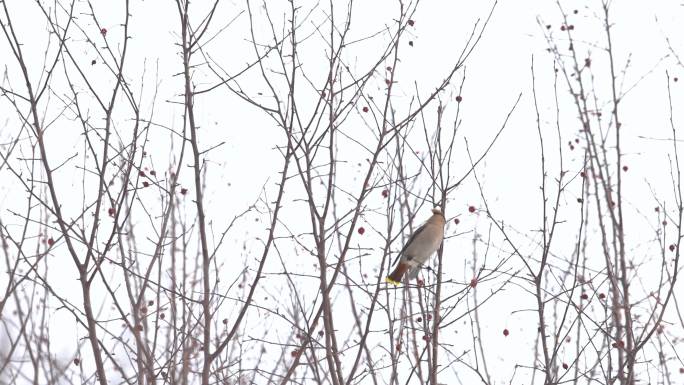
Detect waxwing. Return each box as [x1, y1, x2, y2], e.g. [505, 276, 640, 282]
[386, 207, 445, 285]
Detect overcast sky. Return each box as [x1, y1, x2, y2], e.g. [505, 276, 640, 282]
[1, 1, 684, 384]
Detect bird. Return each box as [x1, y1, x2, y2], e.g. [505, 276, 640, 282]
[386, 207, 446, 285]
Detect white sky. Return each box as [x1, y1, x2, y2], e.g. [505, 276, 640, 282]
[1, 0, 684, 384]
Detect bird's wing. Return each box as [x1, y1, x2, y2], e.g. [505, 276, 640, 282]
[390, 223, 427, 266]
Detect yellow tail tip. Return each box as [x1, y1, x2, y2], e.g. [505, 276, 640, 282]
[385, 277, 401, 286]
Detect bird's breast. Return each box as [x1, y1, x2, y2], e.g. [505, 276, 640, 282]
[404, 223, 444, 262]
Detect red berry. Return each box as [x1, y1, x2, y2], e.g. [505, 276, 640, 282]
[416, 317, 422, 323]
[622, 166, 628, 172]
[407, 19, 415, 26]
[362, 106, 369, 113]
[562, 363, 568, 370]
[108, 208, 115, 217]
[580, 293, 588, 300]
[679, 367, 684, 373]
[417, 279, 424, 287]
[468, 206, 476, 213]
[382, 189, 389, 198]
[655, 207, 660, 212]
[396, 343, 402, 351]
[503, 329, 509, 337]
[91, 59, 96, 65]
[291, 350, 298, 357]
[180, 188, 188, 195]
[408, 41, 413, 47]
[455, 95, 463, 103]
[670, 244, 676, 252]
[598, 293, 606, 300]
[100, 27, 107, 36]
[47, 238, 55, 247]
[139, 171, 146, 177]
[318, 330, 324, 336]
[142, 181, 149, 188]
[357, 227, 365, 235]
[454, 218, 460, 225]
[560, 25, 566, 31]
[385, 79, 391, 85]
[470, 277, 478, 288]
[426, 314, 432, 321]
[422, 334, 430, 342]
[674, 77, 679, 82]
[150, 170, 156, 176]
[73, 358, 80, 366]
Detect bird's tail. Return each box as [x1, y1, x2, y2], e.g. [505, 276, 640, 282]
[386, 262, 410, 286]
